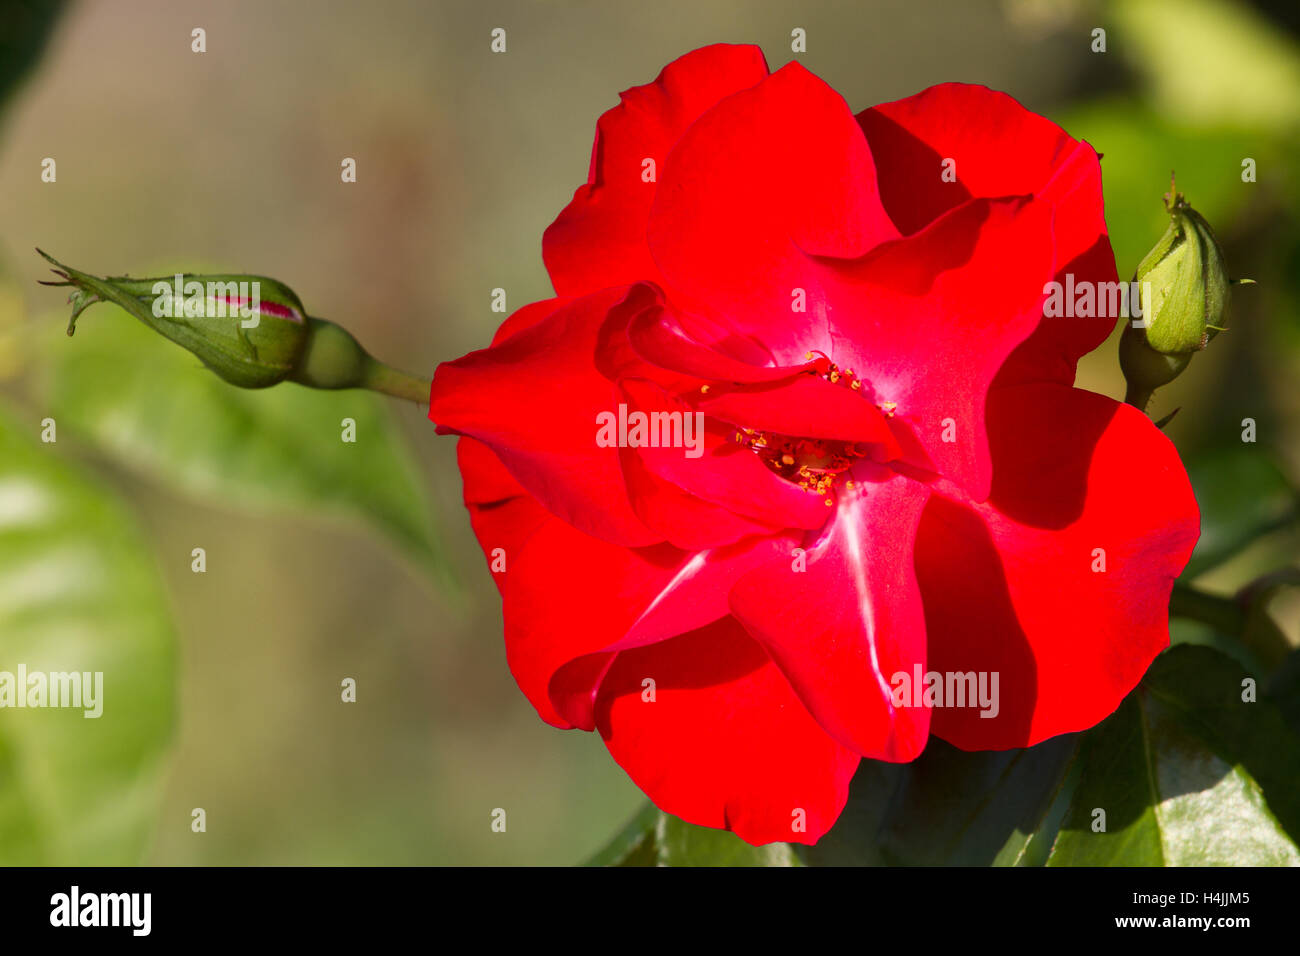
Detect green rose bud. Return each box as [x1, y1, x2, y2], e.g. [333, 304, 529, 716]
[1133, 191, 1229, 354]
[37, 250, 429, 402]
[39, 249, 310, 389]
[1118, 178, 1250, 411]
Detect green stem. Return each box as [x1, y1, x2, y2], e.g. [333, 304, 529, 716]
[1168, 583, 1245, 634]
[290, 317, 431, 404]
[361, 358, 431, 404]
[1123, 383, 1154, 412]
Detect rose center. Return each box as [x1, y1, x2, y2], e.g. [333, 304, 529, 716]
[728, 355, 894, 505]
[734, 428, 871, 504]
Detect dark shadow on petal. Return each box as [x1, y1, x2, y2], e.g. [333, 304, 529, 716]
[810, 197, 993, 299]
[991, 233, 1122, 391]
[856, 108, 973, 235]
[592, 619, 771, 735]
[914, 493, 1037, 748]
[985, 384, 1118, 529]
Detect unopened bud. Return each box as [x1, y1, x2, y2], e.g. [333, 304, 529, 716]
[1119, 178, 1249, 409]
[39, 249, 309, 388]
[37, 250, 430, 403]
[1134, 189, 1230, 354]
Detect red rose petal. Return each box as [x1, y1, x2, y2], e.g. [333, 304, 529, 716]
[647, 62, 900, 364]
[694, 374, 902, 450]
[860, 83, 1117, 388]
[489, 296, 570, 347]
[457, 433, 530, 506]
[456, 438, 551, 596]
[993, 142, 1119, 388]
[628, 407, 833, 532]
[730, 466, 932, 761]
[618, 442, 784, 550]
[625, 303, 801, 383]
[430, 286, 660, 547]
[915, 384, 1199, 750]
[595, 617, 859, 846]
[543, 44, 770, 297]
[815, 196, 1055, 502]
[859, 82, 1076, 233]
[503, 515, 796, 729]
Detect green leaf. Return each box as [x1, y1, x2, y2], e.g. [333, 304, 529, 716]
[584, 804, 802, 867]
[581, 802, 661, 867]
[1182, 447, 1298, 578]
[801, 646, 1300, 866]
[657, 813, 802, 866]
[0, 403, 176, 864]
[40, 303, 449, 583]
[1048, 645, 1300, 865]
[800, 735, 1081, 867]
[885, 735, 1080, 866]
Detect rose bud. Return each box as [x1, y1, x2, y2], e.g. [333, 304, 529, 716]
[37, 250, 429, 401]
[1119, 179, 1248, 408]
[39, 249, 310, 388]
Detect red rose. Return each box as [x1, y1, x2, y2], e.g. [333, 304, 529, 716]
[429, 44, 1199, 845]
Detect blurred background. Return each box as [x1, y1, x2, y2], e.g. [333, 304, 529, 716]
[0, 0, 1297, 865]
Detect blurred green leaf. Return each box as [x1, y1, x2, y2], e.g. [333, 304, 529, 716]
[41, 304, 449, 583]
[1182, 446, 1298, 578]
[1053, 99, 1267, 273]
[1048, 645, 1300, 865]
[584, 804, 802, 867]
[0, 403, 176, 864]
[1110, 0, 1300, 132]
[0, 0, 65, 118]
